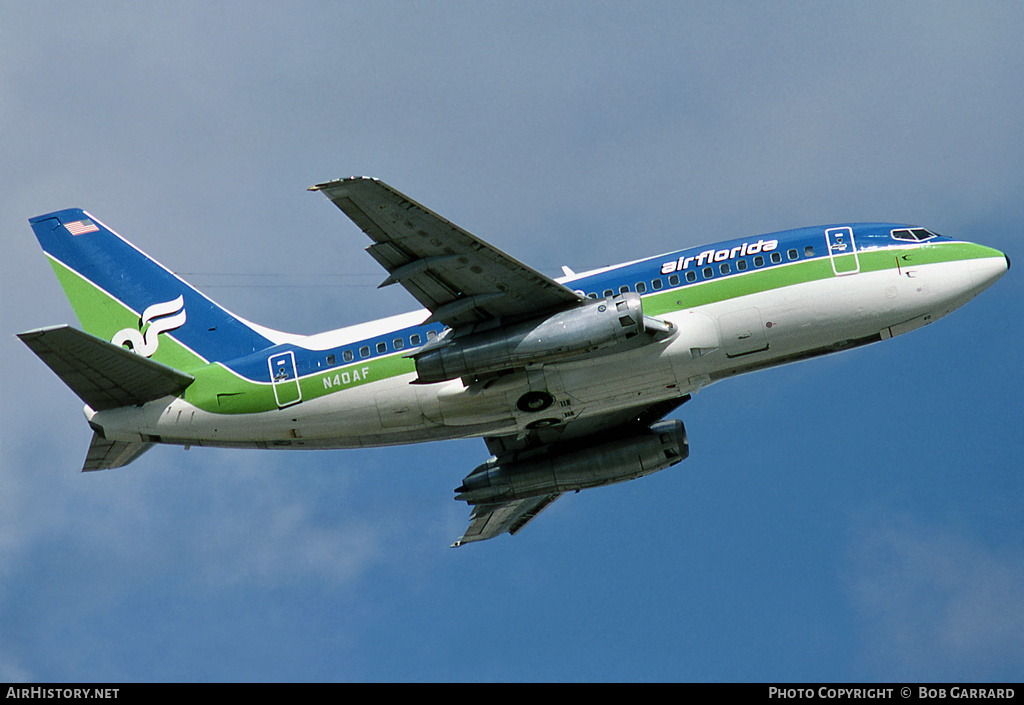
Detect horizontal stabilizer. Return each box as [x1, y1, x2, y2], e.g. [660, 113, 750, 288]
[452, 493, 561, 547]
[18, 325, 194, 410]
[83, 433, 153, 472]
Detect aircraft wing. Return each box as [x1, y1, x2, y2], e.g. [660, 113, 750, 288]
[452, 494, 562, 547]
[310, 177, 583, 328]
[453, 396, 690, 546]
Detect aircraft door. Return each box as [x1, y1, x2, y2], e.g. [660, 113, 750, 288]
[825, 227, 860, 275]
[268, 351, 302, 408]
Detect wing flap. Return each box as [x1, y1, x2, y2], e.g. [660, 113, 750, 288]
[452, 494, 562, 547]
[18, 325, 194, 410]
[311, 177, 582, 328]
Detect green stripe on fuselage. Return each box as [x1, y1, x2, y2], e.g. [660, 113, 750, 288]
[184, 350, 417, 414]
[643, 253, 833, 315]
[642, 240, 997, 315]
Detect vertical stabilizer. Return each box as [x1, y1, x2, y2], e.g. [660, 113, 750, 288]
[29, 210, 281, 371]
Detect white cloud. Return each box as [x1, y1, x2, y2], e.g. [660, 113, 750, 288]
[0, 433, 400, 598]
[848, 513, 1024, 679]
[0, 650, 33, 684]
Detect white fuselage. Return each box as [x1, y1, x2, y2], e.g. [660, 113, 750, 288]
[88, 249, 1007, 450]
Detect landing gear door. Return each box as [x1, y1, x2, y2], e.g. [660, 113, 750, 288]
[826, 227, 860, 276]
[268, 351, 302, 408]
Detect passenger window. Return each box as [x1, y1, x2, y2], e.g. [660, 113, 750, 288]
[685, 271, 696, 283]
[603, 289, 614, 297]
[737, 259, 747, 271]
[668, 274, 680, 286]
[410, 334, 421, 346]
[770, 252, 782, 264]
[635, 282, 646, 294]
[720, 263, 730, 275]
[651, 278, 663, 290]
[702, 266, 713, 279]
[787, 249, 798, 260]
[754, 255, 765, 267]
[343, 350, 354, 362]
[619, 285, 630, 294]
[426, 330, 437, 341]
[376, 342, 387, 354]
[804, 245, 815, 257]
[393, 338, 404, 351]
[587, 292, 598, 299]
[359, 346, 370, 358]
[326, 354, 336, 366]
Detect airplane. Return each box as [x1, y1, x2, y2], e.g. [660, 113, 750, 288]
[19, 177, 1010, 546]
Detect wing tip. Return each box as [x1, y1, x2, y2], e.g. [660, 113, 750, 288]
[308, 176, 380, 192]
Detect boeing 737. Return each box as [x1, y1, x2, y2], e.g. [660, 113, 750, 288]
[19, 177, 1009, 545]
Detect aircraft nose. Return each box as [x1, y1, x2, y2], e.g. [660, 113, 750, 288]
[967, 244, 1010, 295]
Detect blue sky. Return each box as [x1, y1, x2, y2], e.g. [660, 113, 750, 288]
[1, 2, 1022, 682]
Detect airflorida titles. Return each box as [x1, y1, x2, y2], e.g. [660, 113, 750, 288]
[661, 238, 780, 274]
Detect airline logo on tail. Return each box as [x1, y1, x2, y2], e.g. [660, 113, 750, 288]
[111, 296, 187, 357]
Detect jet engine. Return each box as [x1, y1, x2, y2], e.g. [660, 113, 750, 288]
[413, 292, 672, 383]
[455, 419, 688, 505]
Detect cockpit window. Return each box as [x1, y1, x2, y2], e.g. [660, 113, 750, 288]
[892, 228, 937, 242]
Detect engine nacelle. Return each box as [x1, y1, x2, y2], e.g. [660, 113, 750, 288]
[455, 419, 688, 505]
[414, 292, 664, 383]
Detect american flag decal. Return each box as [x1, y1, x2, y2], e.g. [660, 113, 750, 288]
[65, 219, 100, 236]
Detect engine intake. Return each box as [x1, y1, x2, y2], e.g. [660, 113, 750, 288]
[455, 419, 688, 505]
[414, 292, 669, 383]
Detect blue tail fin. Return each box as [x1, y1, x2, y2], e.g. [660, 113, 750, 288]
[30, 209, 278, 371]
